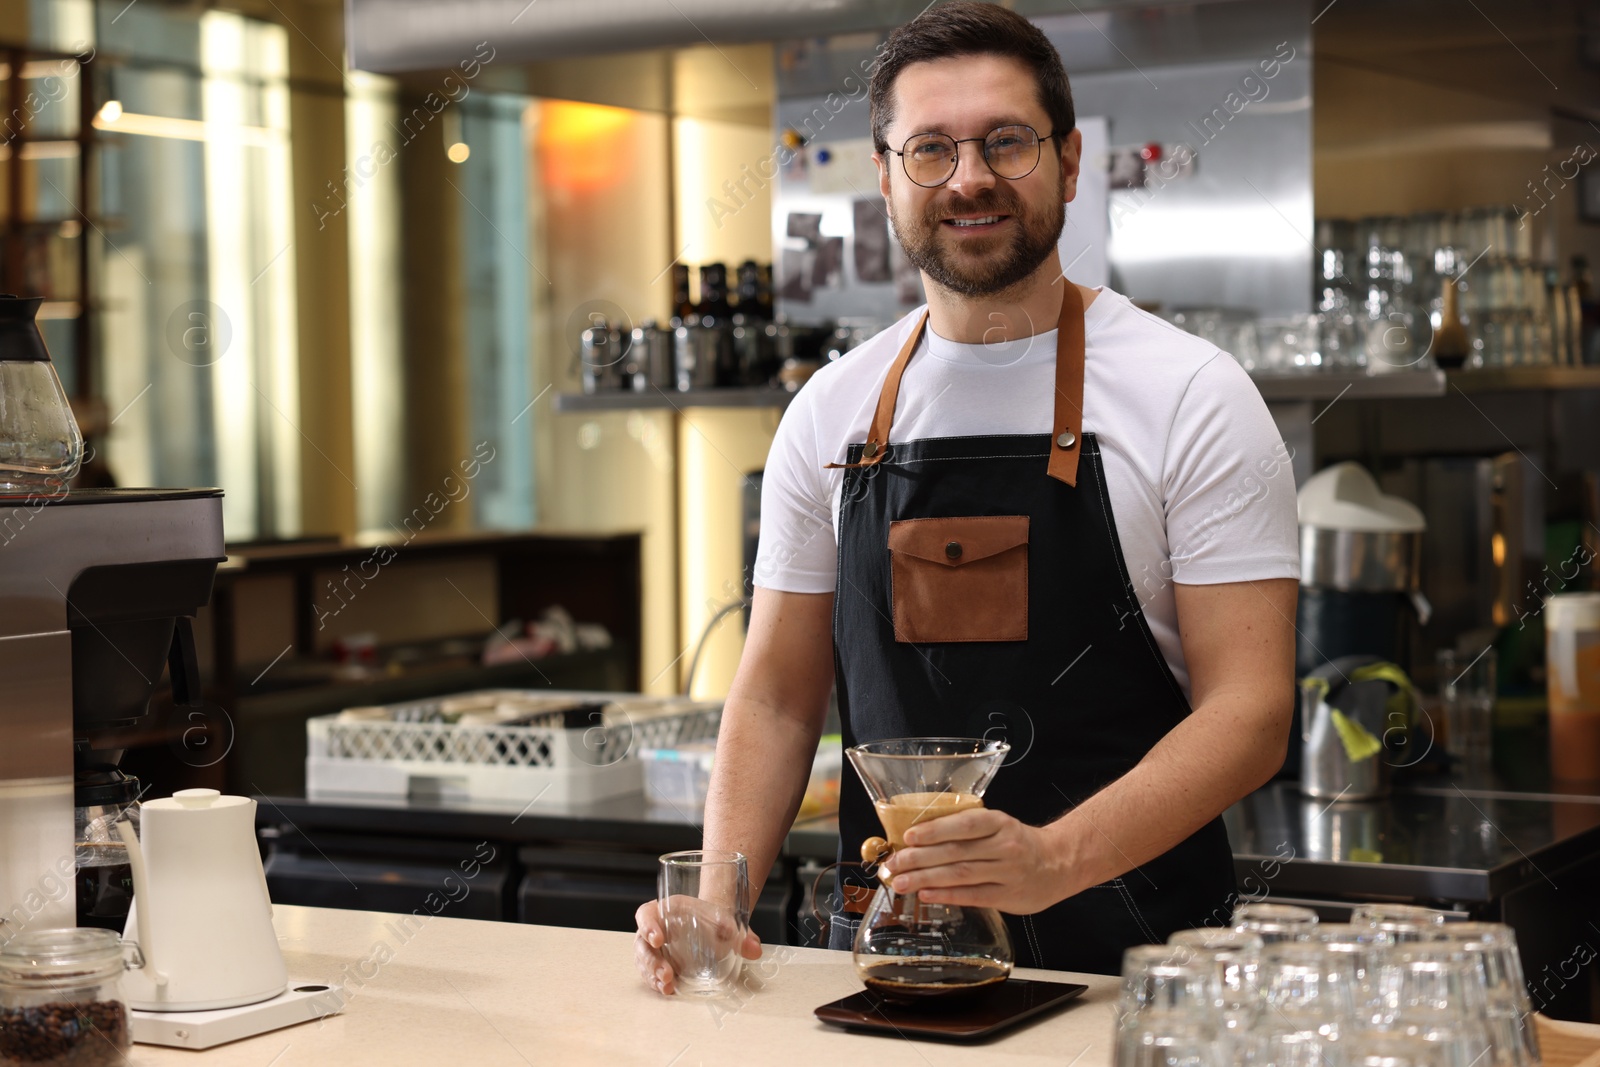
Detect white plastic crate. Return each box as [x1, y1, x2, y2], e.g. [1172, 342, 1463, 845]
[305, 690, 720, 805]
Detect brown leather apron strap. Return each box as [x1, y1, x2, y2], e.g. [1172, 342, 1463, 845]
[823, 309, 928, 472]
[825, 283, 1086, 487]
[1048, 281, 1085, 488]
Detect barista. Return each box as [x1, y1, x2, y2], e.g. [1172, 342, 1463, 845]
[635, 1, 1299, 988]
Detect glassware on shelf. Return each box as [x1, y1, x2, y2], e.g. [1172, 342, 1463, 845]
[1316, 205, 1567, 373]
[1257, 314, 1323, 372]
[1167, 307, 1261, 372]
[1316, 219, 1364, 372]
[1317, 307, 1362, 371]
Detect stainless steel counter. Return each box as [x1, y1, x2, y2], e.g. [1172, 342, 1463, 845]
[1224, 780, 1600, 904]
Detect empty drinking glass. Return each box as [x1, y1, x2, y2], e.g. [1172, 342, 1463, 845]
[1118, 944, 1219, 1022]
[1243, 1025, 1340, 1067]
[1354, 1022, 1492, 1067]
[657, 850, 751, 997]
[1253, 942, 1362, 1067]
[1115, 945, 1222, 1067]
[1115, 1020, 1215, 1067]
[1436, 923, 1540, 1066]
[1258, 314, 1323, 371]
[1167, 928, 1263, 1055]
[1438, 647, 1497, 771]
[1341, 1030, 1465, 1067]
[1260, 940, 1362, 1021]
[1352, 904, 1447, 927]
[1127, 914, 1530, 1067]
[1371, 947, 1495, 1065]
[1235, 902, 1320, 944]
[1368, 919, 1451, 946]
[1307, 923, 1396, 1024]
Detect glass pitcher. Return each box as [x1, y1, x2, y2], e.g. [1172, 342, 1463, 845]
[73, 766, 142, 932]
[0, 294, 83, 496]
[845, 738, 1013, 1002]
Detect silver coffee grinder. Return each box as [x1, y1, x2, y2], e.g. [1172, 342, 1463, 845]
[0, 487, 225, 943]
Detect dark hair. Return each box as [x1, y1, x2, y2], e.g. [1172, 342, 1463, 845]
[869, 1, 1075, 154]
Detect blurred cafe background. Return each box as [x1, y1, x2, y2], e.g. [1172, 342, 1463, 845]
[5, 0, 1600, 1025]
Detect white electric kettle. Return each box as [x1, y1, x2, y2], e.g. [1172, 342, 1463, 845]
[115, 789, 287, 1011]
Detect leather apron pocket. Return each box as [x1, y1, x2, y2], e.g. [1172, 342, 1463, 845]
[887, 515, 1029, 643]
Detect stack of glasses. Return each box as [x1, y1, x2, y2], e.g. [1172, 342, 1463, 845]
[1115, 902, 1541, 1066]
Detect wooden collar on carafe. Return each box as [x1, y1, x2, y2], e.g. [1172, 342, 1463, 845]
[827, 280, 1085, 487]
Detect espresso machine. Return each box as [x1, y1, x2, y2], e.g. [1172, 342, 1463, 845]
[0, 487, 225, 944]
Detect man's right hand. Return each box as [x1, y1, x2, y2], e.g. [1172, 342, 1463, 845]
[633, 898, 762, 995]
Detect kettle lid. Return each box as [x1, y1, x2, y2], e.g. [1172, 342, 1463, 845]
[145, 788, 250, 812]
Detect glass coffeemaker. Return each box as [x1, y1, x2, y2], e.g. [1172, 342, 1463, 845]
[845, 738, 1013, 1001]
[74, 766, 142, 931]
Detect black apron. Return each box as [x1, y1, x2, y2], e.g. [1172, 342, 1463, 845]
[826, 283, 1236, 976]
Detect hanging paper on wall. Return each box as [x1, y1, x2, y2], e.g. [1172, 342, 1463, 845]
[806, 137, 880, 197]
[852, 199, 891, 283]
[786, 212, 823, 244]
[812, 236, 844, 288]
[779, 246, 814, 302]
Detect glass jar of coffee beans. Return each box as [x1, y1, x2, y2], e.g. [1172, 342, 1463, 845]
[0, 927, 136, 1067]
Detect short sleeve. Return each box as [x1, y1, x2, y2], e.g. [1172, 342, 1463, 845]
[752, 385, 838, 594]
[1162, 353, 1301, 585]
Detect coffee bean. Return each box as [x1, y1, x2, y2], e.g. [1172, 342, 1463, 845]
[0, 1000, 129, 1066]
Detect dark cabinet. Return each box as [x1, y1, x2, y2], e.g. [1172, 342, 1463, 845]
[516, 846, 792, 946]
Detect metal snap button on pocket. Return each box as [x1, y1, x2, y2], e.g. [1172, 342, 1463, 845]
[945, 541, 962, 560]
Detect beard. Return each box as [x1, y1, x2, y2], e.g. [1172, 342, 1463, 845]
[890, 178, 1066, 298]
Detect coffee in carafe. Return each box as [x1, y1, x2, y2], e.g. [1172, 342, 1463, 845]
[859, 957, 1011, 1000]
[873, 791, 983, 849]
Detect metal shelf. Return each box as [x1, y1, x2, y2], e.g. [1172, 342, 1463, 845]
[1446, 365, 1600, 392]
[1251, 369, 1447, 402]
[558, 365, 1600, 415]
[554, 387, 797, 413]
[1251, 365, 1600, 402]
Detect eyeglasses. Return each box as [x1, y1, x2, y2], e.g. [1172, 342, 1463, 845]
[885, 124, 1061, 188]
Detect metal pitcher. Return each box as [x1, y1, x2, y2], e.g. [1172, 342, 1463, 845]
[1300, 656, 1416, 801]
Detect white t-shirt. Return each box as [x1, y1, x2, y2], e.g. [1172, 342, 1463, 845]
[752, 285, 1302, 697]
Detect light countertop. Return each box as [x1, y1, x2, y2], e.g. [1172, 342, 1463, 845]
[132, 905, 1121, 1066]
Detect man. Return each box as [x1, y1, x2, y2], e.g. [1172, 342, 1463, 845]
[636, 1, 1298, 989]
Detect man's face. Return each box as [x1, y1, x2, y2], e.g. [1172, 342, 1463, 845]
[875, 54, 1081, 298]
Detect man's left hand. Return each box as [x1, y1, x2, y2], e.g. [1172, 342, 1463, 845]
[884, 809, 1069, 915]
